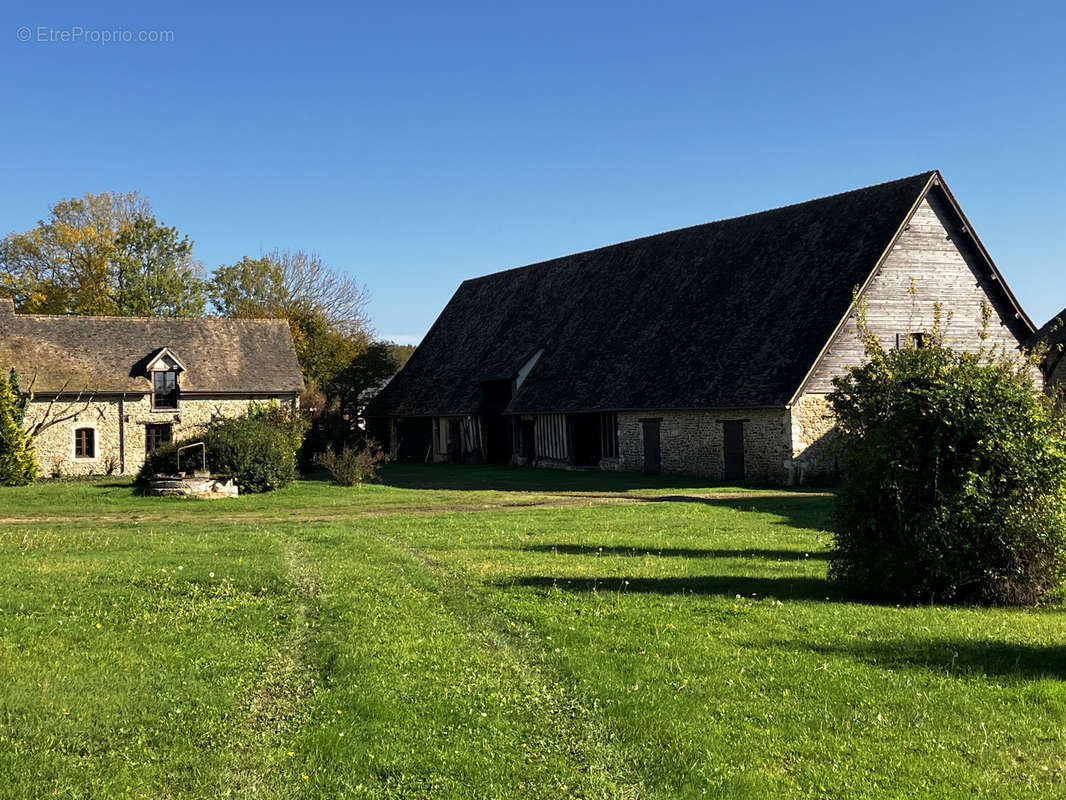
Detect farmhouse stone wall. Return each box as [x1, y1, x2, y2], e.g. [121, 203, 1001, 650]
[617, 409, 791, 482]
[26, 394, 294, 476]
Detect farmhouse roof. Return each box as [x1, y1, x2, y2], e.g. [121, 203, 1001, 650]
[367, 171, 1032, 417]
[0, 302, 303, 395]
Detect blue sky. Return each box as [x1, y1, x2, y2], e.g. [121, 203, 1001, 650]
[1, 0, 1064, 342]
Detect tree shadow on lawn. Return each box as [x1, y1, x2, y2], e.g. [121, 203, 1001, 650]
[635, 495, 833, 534]
[521, 544, 829, 561]
[376, 463, 817, 495]
[804, 637, 1066, 682]
[511, 574, 840, 602]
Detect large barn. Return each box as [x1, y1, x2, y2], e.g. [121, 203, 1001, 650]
[366, 171, 1035, 483]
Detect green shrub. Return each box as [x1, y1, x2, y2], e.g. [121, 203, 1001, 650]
[827, 308, 1066, 606]
[138, 406, 304, 493]
[0, 368, 36, 486]
[315, 440, 389, 486]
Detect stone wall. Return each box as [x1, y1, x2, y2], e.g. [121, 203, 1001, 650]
[26, 393, 295, 476]
[789, 393, 839, 482]
[617, 409, 791, 482]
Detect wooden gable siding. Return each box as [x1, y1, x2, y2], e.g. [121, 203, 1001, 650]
[802, 190, 1026, 395]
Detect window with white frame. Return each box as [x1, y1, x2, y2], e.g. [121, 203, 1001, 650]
[74, 427, 96, 459]
[153, 369, 179, 409]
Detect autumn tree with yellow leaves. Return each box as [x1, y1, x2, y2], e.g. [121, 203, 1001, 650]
[0, 192, 206, 317]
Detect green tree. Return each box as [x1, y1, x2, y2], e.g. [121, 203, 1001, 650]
[827, 304, 1066, 606]
[384, 341, 416, 371]
[0, 369, 36, 486]
[8, 369, 26, 426]
[112, 215, 206, 316]
[330, 341, 407, 419]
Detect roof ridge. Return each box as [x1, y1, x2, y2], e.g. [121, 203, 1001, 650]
[465, 171, 938, 285]
[10, 311, 289, 323]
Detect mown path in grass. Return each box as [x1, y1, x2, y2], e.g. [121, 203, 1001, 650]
[1, 466, 1064, 799]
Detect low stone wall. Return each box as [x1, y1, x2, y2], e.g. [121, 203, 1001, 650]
[617, 409, 792, 483]
[146, 475, 238, 498]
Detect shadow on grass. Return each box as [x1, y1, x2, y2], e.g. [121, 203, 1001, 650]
[511, 574, 839, 602]
[521, 544, 830, 561]
[636, 495, 833, 533]
[376, 463, 783, 494]
[807, 638, 1066, 682]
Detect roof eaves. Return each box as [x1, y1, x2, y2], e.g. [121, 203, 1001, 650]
[932, 175, 1036, 334]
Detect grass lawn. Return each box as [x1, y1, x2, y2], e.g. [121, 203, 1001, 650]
[0, 464, 1063, 799]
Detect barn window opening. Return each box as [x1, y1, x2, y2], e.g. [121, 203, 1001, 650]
[896, 332, 929, 350]
[74, 427, 96, 459]
[153, 370, 179, 409]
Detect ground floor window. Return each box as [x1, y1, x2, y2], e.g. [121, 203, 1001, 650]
[74, 428, 96, 459]
[146, 423, 173, 453]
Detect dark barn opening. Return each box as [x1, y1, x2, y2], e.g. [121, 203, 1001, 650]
[519, 419, 536, 460]
[480, 380, 513, 464]
[569, 413, 602, 466]
[396, 418, 433, 462]
[447, 418, 462, 462]
[723, 420, 745, 481]
[641, 418, 661, 474]
[367, 418, 392, 452]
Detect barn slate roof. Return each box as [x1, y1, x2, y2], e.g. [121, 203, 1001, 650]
[368, 171, 964, 418]
[1033, 308, 1066, 350]
[0, 301, 303, 395]
[1033, 307, 1066, 376]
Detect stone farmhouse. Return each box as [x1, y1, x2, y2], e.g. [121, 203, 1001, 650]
[366, 171, 1038, 483]
[0, 299, 303, 476]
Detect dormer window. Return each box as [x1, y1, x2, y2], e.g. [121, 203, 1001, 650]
[145, 347, 185, 411]
[153, 370, 179, 409]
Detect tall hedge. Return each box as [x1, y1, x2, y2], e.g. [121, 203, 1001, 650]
[828, 316, 1066, 606]
[0, 369, 36, 486]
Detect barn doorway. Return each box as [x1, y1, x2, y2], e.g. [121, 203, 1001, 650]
[519, 419, 536, 461]
[641, 419, 661, 474]
[569, 413, 601, 466]
[447, 418, 462, 462]
[480, 380, 513, 464]
[396, 418, 433, 462]
[722, 420, 745, 481]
